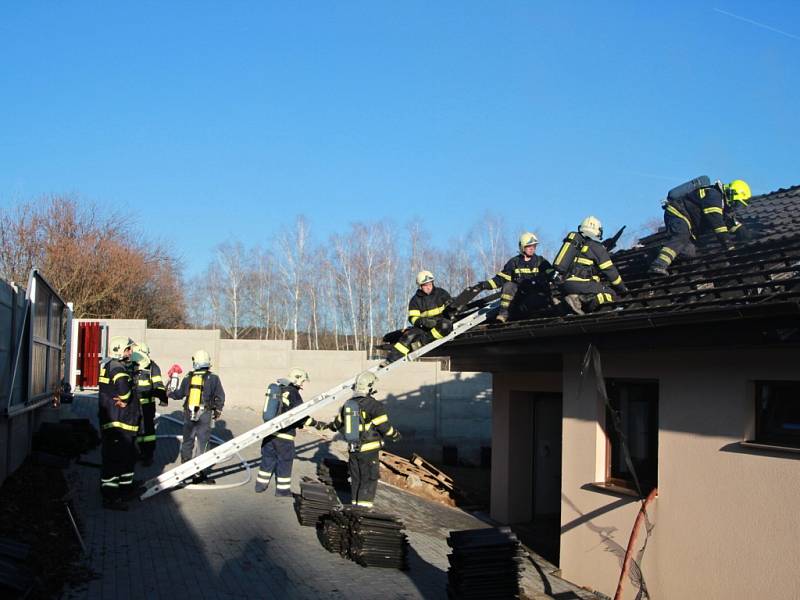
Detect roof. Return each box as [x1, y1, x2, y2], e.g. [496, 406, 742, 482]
[448, 184, 800, 348]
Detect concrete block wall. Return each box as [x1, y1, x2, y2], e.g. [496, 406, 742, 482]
[73, 319, 492, 464]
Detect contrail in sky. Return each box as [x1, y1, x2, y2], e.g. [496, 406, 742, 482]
[714, 8, 800, 41]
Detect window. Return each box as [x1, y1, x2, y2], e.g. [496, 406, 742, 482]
[605, 379, 658, 494]
[755, 381, 800, 449]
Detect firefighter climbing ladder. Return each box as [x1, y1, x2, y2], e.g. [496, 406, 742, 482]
[140, 297, 499, 500]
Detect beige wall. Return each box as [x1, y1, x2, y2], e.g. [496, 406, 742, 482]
[73, 319, 492, 461]
[493, 347, 800, 600]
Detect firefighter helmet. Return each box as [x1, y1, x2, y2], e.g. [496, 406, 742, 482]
[353, 371, 378, 396]
[135, 341, 151, 356]
[108, 336, 135, 360]
[518, 232, 539, 252]
[725, 179, 752, 206]
[288, 367, 310, 387]
[579, 216, 603, 241]
[192, 349, 211, 370]
[416, 270, 435, 286]
[130, 348, 151, 369]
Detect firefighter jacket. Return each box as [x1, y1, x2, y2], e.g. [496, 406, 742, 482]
[331, 395, 397, 453]
[268, 384, 319, 441]
[134, 368, 154, 406]
[149, 360, 167, 403]
[487, 254, 555, 291]
[554, 232, 625, 290]
[98, 358, 139, 433]
[169, 368, 225, 412]
[407, 287, 452, 329]
[665, 185, 733, 243]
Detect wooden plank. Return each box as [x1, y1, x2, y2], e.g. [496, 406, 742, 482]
[410, 453, 455, 486]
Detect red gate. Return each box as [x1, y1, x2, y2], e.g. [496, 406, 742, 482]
[78, 322, 102, 389]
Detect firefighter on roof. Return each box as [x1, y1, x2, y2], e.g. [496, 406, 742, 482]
[471, 231, 555, 323]
[553, 216, 628, 314]
[382, 270, 453, 365]
[648, 177, 752, 276]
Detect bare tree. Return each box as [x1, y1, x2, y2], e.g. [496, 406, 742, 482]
[277, 216, 310, 349]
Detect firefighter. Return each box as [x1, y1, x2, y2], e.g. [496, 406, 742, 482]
[323, 371, 400, 508]
[553, 216, 628, 314]
[470, 232, 555, 323]
[132, 342, 166, 466]
[168, 349, 225, 484]
[382, 271, 453, 365]
[648, 178, 752, 276]
[98, 336, 139, 510]
[255, 368, 319, 497]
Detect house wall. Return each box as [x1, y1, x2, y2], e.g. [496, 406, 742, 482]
[73, 319, 492, 464]
[493, 347, 800, 599]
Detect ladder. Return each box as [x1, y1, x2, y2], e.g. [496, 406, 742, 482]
[140, 298, 499, 500]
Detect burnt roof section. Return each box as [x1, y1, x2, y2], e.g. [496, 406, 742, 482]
[448, 184, 800, 347]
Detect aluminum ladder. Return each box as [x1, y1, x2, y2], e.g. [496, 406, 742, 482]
[140, 298, 498, 500]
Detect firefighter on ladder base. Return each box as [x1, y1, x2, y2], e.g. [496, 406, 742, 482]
[470, 232, 556, 323]
[168, 349, 225, 484]
[132, 342, 166, 467]
[553, 216, 628, 314]
[256, 368, 319, 497]
[321, 371, 401, 509]
[648, 178, 752, 276]
[381, 270, 453, 365]
[99, 336, 139, 510]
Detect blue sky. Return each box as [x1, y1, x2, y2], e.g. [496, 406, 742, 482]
[1, 1, 798, 276]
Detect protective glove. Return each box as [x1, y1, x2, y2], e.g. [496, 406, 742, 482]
[213, 408, 223, 420]
[159, 398, 168, 407]
[470, 281, 491, 293]
[417, 317, 437, 329]
[391, 430, 402, 442]
[314, 421, 329, 431]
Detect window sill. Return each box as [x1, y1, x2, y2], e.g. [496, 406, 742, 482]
[587, 481, 642, 498]
[739, 441, 800, 455]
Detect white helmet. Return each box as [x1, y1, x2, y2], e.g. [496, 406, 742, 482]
[288, 367, 310, 387]
[135, 342, 151, 356]
[518, 232, 539, 252]
[416, 270, 435, 286]
[353, 371, 378, 396]
[192, 349, 211, 370]
[579, 216, 603, 241]
[130, 348, 151, 370]
[108, 336, 135, 360]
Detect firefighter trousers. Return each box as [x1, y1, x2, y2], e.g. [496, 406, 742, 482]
[258, 436, 295, 494]
[181, 408, 212, 463]
[561, 280, 618, 313]
[650, 211, 695, 270]
[101, 427, 137, 500]
[349, 450, 380, 508]
[387, 319, 453, 362]
[500, 281, 552, 317]
[137, 402, 157, 460]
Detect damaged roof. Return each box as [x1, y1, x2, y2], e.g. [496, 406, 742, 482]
[449, 184, 800, 347]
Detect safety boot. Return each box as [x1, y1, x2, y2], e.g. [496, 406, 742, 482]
[495, 309, 509, 323]
[647, 264, 669, 277]
[275, 489, 293, 498]
[564, 295, 584, 315]
[255, 481, 269, 493]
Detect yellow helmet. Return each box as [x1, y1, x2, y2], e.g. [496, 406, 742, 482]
[108, 336, 135, 360]
[135, 342, 151, 356]
[518, 232, 539, 252]
[725, 179, 752, 206]
[192, 349, 211, 370]
[416, 270, 435, 286]
[130, 348, 151, 370]
[353, 371, 378, 396]
[288, 367, 310, 387]
[579, 216, 603, 241]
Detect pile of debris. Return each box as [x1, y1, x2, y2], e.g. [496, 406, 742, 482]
[316, 457, 349, 490]
[318, 508, 408, 570]
[379, 451, 458, 506]
[294, 479, 340, 527]
[446, 527, 526, 599]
